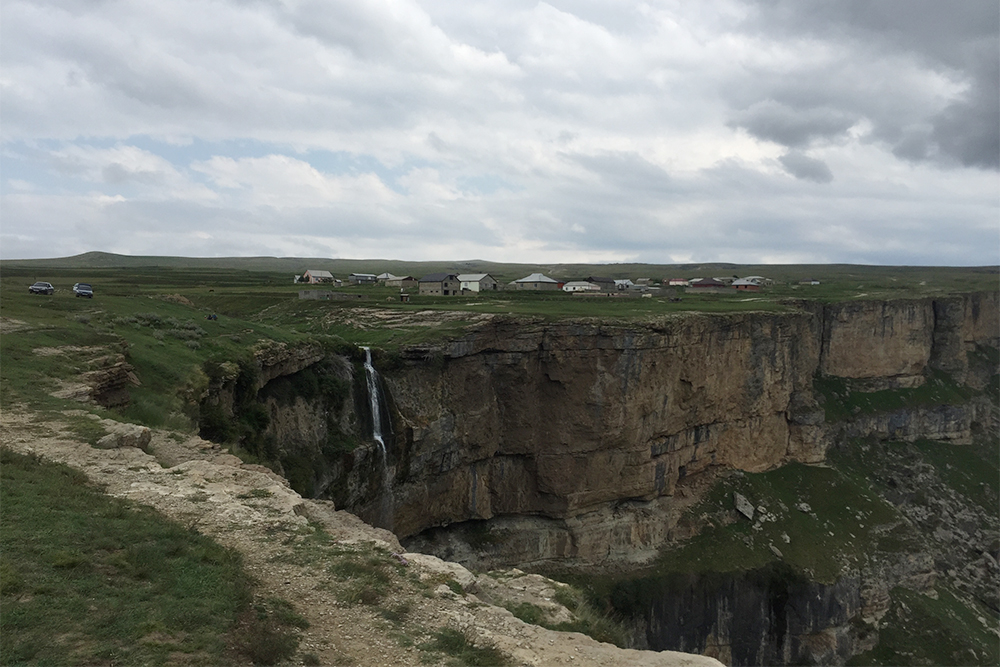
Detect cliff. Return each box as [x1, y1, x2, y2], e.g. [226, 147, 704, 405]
[378, 292, 996, 564]
[196, 291, 997, 665]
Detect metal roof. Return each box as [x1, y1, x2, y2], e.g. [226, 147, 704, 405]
[419, 272, 458, 282]
[515, 273, 558, 283]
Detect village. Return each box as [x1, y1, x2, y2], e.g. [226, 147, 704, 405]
[294, 269, 820, 299]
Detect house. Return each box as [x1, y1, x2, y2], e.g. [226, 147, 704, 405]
[686, 277, 730, 294]
[689, 278, 727, 288]
[302, 269, 335, 284]
[742, 275, 773, 286]
[799, 279, 821, 285]
[614, 279, 635, 290]
[511, 273, 561, 290]
[349, 273, 378, 285]
[376, 272, 397, 283]
[457, 273, 499, 292]
[386, 275, 418, 289]
[667, 278, 689, 287]
[562, 281, 600, 293]
[419, 273, 461, 296]
[584, 276, 618, 292]
[732, 278, 762, 291]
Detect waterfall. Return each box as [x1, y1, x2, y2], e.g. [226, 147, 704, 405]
[361, 346, 393, 528]
[362, 346, 385, 451]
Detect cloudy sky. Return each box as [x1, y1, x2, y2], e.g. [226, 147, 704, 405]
[2, 0, 997, 265]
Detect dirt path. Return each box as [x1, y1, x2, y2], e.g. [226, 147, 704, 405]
[1, 408, 721, 667]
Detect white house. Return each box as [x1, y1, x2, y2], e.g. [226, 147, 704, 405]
[667, 278, 689, 287]
[511, 273, 561, 290]
[302, 269, 334, 284]
[562, 281, 600, 293]
[457, 273, 499, 292]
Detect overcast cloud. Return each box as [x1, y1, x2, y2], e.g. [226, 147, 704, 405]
[1, 0, 997, 265]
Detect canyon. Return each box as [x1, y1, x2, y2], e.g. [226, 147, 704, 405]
[204, 291, 998, 665]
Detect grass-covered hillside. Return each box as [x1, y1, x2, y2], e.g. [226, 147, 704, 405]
[0, 448, 307, 666]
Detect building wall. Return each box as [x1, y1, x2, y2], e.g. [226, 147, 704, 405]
[420, 280, 460, 296]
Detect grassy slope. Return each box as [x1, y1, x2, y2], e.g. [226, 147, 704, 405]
[0, 449, 304, 666]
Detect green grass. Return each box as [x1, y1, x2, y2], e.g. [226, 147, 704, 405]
[654, 462, 901, 583]
[63, 415, 109, 446]
[815, 371, 978, 422]
[420, 628, 508, 666]
[0, 448, 301, 666]
[831, 435, 1000, 517]
[848, 587, 999, 666]
[549, 461, 906, 642]
[326, 545, 408, 607]
[5, 252, 996, 298]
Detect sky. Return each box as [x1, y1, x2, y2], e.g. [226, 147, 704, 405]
[1, 0, 998, 265]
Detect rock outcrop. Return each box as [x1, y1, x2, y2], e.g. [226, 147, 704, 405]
[202, 293, 996, 570]
[371, 293, 998, 565]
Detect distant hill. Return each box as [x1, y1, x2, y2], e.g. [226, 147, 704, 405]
[2, 252, 996, 287]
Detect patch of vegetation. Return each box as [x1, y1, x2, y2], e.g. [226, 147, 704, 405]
[830, 436, 1000, 517]
[64, 414, 109, 446]
[499, 579, 632, 647]
[0, 448, 300, 666]
[237, 488, 274, 499]
[814, 370, 977, 423]
[380, 601, 413, 624]
[656, 463, 899, 582]
[504, 601, 544, 625]
[327, 547, 406, 607]
[420, 628, 508, 667]
[847, 587, 999, 666]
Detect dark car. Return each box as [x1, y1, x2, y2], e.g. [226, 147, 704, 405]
[29, 281, 54, 295]
[73, 283, 94, 298]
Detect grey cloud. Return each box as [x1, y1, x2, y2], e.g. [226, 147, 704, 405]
[778, 152, 833, 183]
[749, 0, 997, 67]
[567, 151, 676, 196]
[930, 49, 1000, 169]
[742, 0, 999, 170]
[729, 101, 858, 148]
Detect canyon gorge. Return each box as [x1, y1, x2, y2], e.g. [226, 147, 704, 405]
[201, 291, 999, 665]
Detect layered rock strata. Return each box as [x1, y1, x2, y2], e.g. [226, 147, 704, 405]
[380, 293, 996, 564]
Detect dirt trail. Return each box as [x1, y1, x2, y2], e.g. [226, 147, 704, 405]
[1, 408, 721, 667]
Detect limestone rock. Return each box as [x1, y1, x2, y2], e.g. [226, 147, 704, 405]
[405, 552, 477, 590]
[734, 492, 755, 520]
[94, 421, 151, 451]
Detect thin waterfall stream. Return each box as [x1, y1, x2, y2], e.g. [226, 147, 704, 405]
[361, 346, 393, 528]
[362, 346, 385, 450]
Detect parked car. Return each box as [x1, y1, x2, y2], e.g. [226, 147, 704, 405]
[29, 281, 54, 295]
[73, 283, 94, 298]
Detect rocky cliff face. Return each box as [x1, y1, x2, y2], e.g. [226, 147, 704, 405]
[387, 312, 820, 547]
[196, 292, 997, 666]
[380, 293, 997, 565]
[211, 293, 997, 568]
